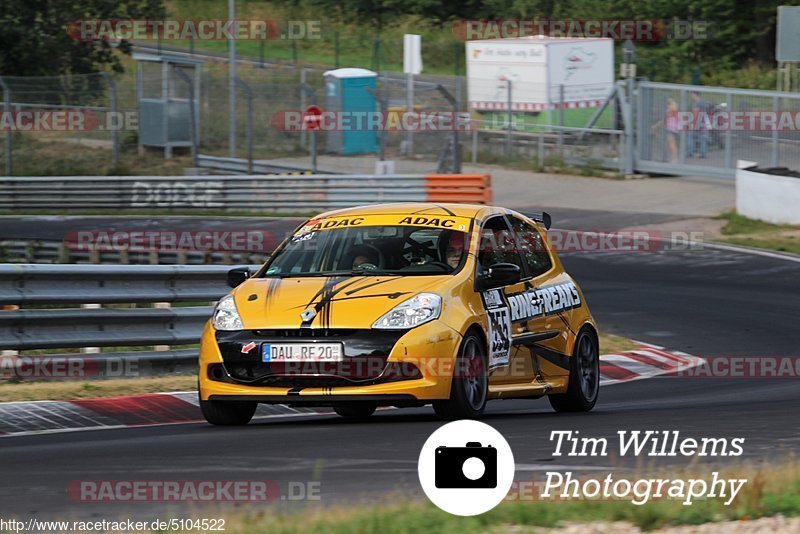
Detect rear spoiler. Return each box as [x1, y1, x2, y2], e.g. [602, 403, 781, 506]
[522, 211, 552, 230]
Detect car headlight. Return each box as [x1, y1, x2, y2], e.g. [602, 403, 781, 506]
[212, 294, 243, 331]
[372, 293, 442, 330]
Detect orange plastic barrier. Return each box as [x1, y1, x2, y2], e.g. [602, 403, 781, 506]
[424, 174, 492, 204]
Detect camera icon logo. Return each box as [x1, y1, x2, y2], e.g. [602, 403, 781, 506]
[418, 421, 515, 516]
[435, 442, 497, 488]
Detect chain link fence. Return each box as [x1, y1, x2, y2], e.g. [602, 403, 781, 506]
[0, 72, 142, 176]
[3, 56, 799, 179]
[637, 81, 800, 177]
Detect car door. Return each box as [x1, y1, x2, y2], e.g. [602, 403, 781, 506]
[506, 214, 572, 385]
[475, 215, 544, 386]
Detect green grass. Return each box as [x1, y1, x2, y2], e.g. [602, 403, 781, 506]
[483, 107, 614, 131]
[718, 212, 790, 236]
[161, 1, 465, 74]
[183, 462, 800, 533]
[717, 212, 800, 255]
[0, 376, 199, 402]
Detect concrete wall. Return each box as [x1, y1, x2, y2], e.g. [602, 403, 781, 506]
[736, 164, 800, 225]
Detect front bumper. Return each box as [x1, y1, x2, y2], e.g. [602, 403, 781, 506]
[198, 321, 462, 403]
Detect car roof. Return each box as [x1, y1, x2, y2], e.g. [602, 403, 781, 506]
[313, 202, 508, 221]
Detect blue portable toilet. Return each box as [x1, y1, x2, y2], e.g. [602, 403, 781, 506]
[324, 68, 379, 155]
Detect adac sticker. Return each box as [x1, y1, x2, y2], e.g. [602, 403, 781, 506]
[294, 218, 366, 236]
[481, 289, 512, 368]
[399, 216, 464, 230]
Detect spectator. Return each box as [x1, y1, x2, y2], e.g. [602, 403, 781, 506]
[688, 91, 712, 158]
[651, 97, 680, 163]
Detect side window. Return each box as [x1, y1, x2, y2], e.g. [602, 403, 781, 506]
[509, 216, 553, 278]
[476, 216, 524, 276]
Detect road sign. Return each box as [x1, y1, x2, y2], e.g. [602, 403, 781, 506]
[303, 105, 322, 131]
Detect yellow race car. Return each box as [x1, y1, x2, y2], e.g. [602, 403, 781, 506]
[198, 203, 599, 424]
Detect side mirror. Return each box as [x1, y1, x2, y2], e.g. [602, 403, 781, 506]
[226, 267, 251, 288]
[477, 263, 521, 290]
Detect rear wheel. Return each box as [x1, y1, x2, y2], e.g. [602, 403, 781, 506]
[434, 332, 488, 420]
[200, 397, 257, 425]
[548, 327, 599, 412]
[333, 402, 377, 418]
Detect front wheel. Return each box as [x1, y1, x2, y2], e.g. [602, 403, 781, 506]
[434, 332, 488, 420]
[548, 327, 599, 412]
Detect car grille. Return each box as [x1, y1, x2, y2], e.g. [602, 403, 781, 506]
[213, 329, 409, 387]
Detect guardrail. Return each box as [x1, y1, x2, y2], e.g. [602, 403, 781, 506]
[0, 264, 244, 377]
[0, 174, 492, 211]
[0, 239, 272, 265]
[195, 154, 326, 175]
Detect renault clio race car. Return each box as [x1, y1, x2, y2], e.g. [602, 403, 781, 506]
[198, 203, 599, 424]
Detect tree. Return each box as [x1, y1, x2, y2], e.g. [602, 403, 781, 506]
[0, 0, 165, 76]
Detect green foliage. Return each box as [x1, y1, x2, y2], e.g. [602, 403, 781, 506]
[269, 0, 800, 84]
[0, 0, 166, 75]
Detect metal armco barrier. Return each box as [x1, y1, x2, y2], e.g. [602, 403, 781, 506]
[0, 306, 211, 350]
[0, 264, 245, 374]
[0, 264, 232, 304]
[196, 154, 322, 175]
[0, 174, 492, 211]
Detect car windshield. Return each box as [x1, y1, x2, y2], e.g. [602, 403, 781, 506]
[260, 225, 470, 277]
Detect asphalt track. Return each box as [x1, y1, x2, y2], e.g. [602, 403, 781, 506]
[1, 209, 799, 520]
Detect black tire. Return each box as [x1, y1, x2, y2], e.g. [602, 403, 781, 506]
[200, 398, 257, 425]
[433, 332, 488, 420]
[548, 327, 599, 413]
[332, 402, 377, 418]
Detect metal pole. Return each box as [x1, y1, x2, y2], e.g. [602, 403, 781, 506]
[175, 70, 198, 168]
[505, 80, 512, 159]
[435, 83, 461, 174]
[622, 40, 636, 174]
[678, 89, 688, 165]
[203, 68, 209, 146]
[406, 72, 414, 156]
[558, 84, 565, 155]
[0, 77, 12, 175]
[377, 79, 386, 162]
[625, 75, 634, 173]
[101, 73, 119, 168]
[538, 130, 544, 168]
[300, 68, 307, 148]
[311, 130, 317, 173]
[234, 78, 253, 174]
[162, 62, 170, 158]
[334, 31, 340, 68]
[136, 62, 143, 156]
[228, 0, 237, 157]
[772, 95, 780, 167]
[724, 92, 733, 169]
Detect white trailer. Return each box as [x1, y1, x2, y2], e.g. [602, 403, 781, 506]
[466, 36, 615, 112]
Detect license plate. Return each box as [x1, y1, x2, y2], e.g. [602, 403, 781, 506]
[262, 343, 343, 362]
